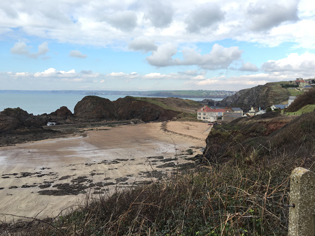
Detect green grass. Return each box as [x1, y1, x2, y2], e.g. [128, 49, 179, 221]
[287, 89, 304, 96]
[285, 104, 315, 115]
[135, 97, 173, 110]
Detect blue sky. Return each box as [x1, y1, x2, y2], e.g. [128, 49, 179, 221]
[0, 0, 315, 91]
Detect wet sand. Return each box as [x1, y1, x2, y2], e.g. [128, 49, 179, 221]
[0, 121, 210, 222]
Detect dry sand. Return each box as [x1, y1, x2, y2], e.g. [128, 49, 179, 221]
[0, 121, 210, 223]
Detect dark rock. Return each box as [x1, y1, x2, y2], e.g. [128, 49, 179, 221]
[103, 182, 115, 186]
[156, 162, 176, 168]
[134, 180, 153, 185]
[74, 96, 116, 121]
[114, 96, 179, 122]
[115, 177, 128, 183]
[71, 176, 89, 184]
[160, 158, 178, 162]
[146, 156, 164, 159]
[21, 184, 37, 188]
[59, 175, 71, 180]
[49, 106, 72, 120]
[39, 184, 51, 189]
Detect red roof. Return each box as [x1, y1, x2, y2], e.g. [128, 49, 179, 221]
[198, 106, 226, 113]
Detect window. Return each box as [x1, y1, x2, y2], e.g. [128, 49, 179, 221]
[203, 117, 205, 119]
[203, 113, 206, 115]
[198, 116, 201, 119]
[198, 113, 201, 115]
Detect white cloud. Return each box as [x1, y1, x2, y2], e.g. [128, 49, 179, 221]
[179, 70, 198, 76]
[0, 0, 313, 49]
[106, 72, 139, 79]
[34, 68, 76, 77]
[261, 52, 315, 77]
[147, 43, 243, 69]
[69, 50, 87, 58]
[146, 43, 177, 67]
[128, 36, 157, 52]
[142, 73, 168, 80]
[185, 3, 225, 33]
[185, 73, 282, 90]
[144, 1, 173, 28]
[10, 42, 29, 55]
[247, 0, 299, 31]
[104, 11, 137, 31]
[239, 62, 259, 71]
[10, 42, 49, 58]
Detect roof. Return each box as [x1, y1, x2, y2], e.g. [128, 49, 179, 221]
[231, 107, 243, 112]
[198, 106, 226, 113]
[274, 104, 287, 109]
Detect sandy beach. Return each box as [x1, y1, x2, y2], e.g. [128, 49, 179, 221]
[0, 121, 210, 223]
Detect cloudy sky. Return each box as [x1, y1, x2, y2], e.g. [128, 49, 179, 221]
[1, 0, 315, 91]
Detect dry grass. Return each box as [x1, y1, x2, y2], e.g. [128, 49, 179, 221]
[0, 155, 300, 236]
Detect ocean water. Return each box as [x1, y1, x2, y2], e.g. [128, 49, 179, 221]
[0, 91, 222, 115]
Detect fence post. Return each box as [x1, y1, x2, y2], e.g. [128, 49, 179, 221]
[288, 167, 315, 236]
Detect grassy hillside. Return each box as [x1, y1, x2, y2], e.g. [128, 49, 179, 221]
[219, 81, 291, 111]
[135, 97, 202, 121]
[285, 104, 315, 115]
[286, 87, 315, 112]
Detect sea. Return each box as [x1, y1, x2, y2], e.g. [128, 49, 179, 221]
[0, 91, 222, 115]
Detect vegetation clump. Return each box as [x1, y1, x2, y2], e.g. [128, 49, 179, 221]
[286, 87, 315, 112]
[1, 157, 297, 235]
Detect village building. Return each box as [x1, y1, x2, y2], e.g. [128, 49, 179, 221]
[246, 107, 256, 117]
[231, 107, 243, 116]
[197, 106, 226, 122]
[270, 104, 286, 111]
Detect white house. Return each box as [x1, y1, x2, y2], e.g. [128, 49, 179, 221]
[197, 106, 226, 122]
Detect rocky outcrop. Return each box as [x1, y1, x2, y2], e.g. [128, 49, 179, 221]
[73, 96, 179, 122]
[49, 106, 73, 124]
[114, 96, 178, 122]
[74, 96, 116, 121]
[218, 83, 290, 111]
[50, 106, 72, 118]
[0, 108, 48, 132]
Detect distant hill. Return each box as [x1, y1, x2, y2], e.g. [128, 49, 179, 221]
[218, 82, 291, 110]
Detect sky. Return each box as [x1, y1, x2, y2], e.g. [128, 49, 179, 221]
[0, 0, 315, 91]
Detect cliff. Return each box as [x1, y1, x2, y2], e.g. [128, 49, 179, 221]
[218, 82, 291, 110]
[73, 96, 179, 122]
[74, 96, 116, 121]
